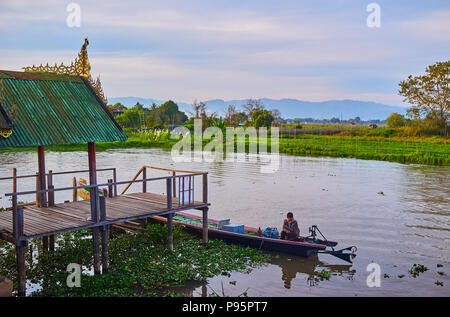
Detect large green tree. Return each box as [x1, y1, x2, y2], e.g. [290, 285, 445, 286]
[115, 105, 143, 129]
[146, 100, 188, 127]
[386, 112, 405, 128]
[251, 108, 274, 128]
[399, 61, 449, 134]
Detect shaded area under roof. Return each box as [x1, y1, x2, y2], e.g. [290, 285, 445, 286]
[0, 103, 13, 129]
[0, 70, 127, 148]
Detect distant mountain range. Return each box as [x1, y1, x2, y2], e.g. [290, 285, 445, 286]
[108, 97, 406, 121]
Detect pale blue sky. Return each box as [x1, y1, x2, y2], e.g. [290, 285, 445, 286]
[0, 0, 449, 106]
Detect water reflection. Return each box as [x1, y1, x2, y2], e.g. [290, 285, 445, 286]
[268, 252, 355, 289]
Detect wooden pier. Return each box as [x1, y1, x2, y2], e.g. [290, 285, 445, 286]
[0, 48, 212, 297]
[0, 165, 209, 296]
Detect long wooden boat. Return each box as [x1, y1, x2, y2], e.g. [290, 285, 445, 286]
[152, 212, 357, 263]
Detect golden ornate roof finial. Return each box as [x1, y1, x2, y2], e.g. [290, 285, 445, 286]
[23, 37, 91, 78]
[22, 37, 107, 104]
[76, 37, 91, 77]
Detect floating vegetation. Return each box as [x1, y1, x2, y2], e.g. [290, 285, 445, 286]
[409, 264, 428, 278]
[318, 269, 331, 280]
[0, 224, 269, 297]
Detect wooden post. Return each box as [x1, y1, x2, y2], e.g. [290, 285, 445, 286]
[112, 168, 117, 197]
[16, 243, 26, 297]
[35, 173, 39, 207]
[49, 235, 55, 252]
[167, 213, 174, 253]
[12, 168, 17, 218]
[72, 177, 78, 202]
[37, 145, 47, 207]
[14, 207, 25, 297]
[107, 179, 113, 198]
[47, 170, 55, 251]
[202, 207, 209, 246]
[43, 236, 48, 252]
[47, 171, 54, 206]
[88, 142, 101, 275]
[202, 173, 208, 204]
[166, 178, 172, 210]
[202, 173, 208, 246]
[172, 171, 176, 198]
[88, 142, 98, 221]
[99, 196, 109, 273]
[142, 167, 147, 193]
[92, 227, 100, 275]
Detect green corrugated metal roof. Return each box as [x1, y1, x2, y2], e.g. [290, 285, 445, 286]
[0, 70, 127, 148]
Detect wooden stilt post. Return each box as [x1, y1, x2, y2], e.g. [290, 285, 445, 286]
[166, 177, 174, 252]
[37, 146, 48, 252]
[99, 195, 109, 273]
[42, 236, 48, 252]
[92, 227, 100, 275]
[202, 207, 209, 246]
[16, 242, 26, 297]
[167, 214, 174, 252]
[88, 142, 101, 275]
[37, 146, 47, 207]
[12, 169, 26, 296]
[202, 173, 209, 246]
[14, 207, 26, 297]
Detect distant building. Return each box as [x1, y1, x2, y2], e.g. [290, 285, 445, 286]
[109, 107, 124, 117]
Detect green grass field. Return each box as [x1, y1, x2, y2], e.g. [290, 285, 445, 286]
[1, 129, 449, 166]
[278, 134, 449, 165]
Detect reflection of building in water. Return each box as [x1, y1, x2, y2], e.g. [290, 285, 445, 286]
[270, 253, 356, 289]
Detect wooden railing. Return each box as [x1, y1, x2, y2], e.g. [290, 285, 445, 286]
[4, 167, 208, 239]
[121, 165, 208, 207]
[0, 167, 118, 208]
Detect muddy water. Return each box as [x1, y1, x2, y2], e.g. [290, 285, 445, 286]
[0, 148, 449, 296]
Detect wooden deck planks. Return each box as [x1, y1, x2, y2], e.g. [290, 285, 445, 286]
[0, 192, 206, 238]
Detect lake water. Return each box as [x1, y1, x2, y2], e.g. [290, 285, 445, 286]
[1, 148, 449, 296]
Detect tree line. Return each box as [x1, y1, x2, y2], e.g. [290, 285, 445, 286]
[108, 98, 280, 130]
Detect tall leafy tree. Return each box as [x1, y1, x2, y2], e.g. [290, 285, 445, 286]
[399, 61, 449, 134]
[251, 108, 274, 128]
[387, 112, 405, 128]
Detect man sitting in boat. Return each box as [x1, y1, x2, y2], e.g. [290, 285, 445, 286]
[281, 212, 300, 241]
